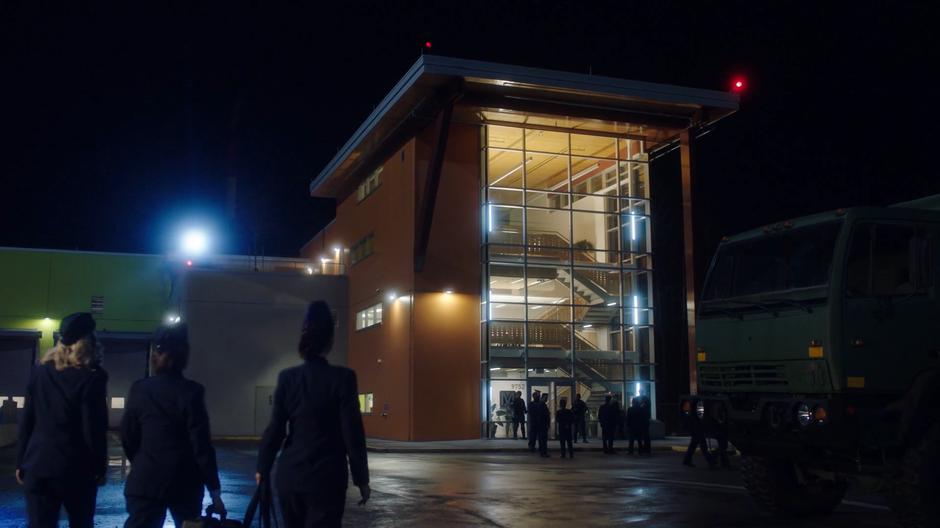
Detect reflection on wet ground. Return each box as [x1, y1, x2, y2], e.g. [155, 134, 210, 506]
[0, 443, 895, 527]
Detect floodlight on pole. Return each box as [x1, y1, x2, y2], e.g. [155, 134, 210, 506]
[179, 228, 210, 258]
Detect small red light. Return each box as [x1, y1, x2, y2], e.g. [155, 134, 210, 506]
[732, 78, 745, 92]
[186, 260, 193, 267]
[425, 41, 432, 49]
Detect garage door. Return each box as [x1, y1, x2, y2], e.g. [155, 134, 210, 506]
[99, 333, 150, 429]
[0, 330, 39, 424]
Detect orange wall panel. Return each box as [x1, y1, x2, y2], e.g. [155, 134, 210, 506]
[308, 142, 417, 440]
[412, 123, 482, 440]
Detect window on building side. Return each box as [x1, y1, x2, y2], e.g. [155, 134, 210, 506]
[359, 393, 374, 414]
[357, 166, 383, 202]
[355, 303, 383, 330]
[350, 233, 375, 266]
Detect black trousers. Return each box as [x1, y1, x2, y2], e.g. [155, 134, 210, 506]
[25, 477, 98, 528]
[558, 430, 573, 456]
[279, 489, 346, 528]
[601, 424, 616, 452]
[125, 493, 202, 528]
[537, 427, 549, 456]
[528, 425, 538, 450]
[628, 430, 641, 453]
[574, 416, 587, 442]
[512, 417, 526, 439]
[683, 433, 715, 466]
[714, 434, 731, 467]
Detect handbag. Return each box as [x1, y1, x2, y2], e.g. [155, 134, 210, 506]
[183, 479, 277, 528]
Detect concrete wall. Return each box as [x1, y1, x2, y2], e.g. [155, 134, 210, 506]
[174, 270, 347, 437]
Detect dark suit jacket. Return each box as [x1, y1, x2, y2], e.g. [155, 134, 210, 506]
[16, 363, 108, 487]
[257, 357, 369, 494]
[121, 373, 221, 499]
[556, 408, 574, 434]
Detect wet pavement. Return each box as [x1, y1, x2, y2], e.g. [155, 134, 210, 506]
[0, 442, 898, 527]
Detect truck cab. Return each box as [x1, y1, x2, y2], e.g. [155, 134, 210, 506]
[689, 198, 940, 524]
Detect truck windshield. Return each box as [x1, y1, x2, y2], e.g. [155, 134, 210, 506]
[703, 221, 843, 301]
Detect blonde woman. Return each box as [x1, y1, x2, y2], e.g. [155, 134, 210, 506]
[16, 312, 109, 528]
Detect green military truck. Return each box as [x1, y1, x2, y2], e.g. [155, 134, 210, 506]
[687, 195, 940, 527]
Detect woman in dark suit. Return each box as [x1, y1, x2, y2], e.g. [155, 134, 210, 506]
[16, 312, 109, 528]
[121, 323, 225, 527]
[257, 300, 370, 527]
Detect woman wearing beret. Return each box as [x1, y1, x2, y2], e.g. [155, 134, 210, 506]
[121, 322, 226, 527]
[16, 312, 109, 528]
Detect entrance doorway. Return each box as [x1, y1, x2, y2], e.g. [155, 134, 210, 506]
[530, 380, 573, 439]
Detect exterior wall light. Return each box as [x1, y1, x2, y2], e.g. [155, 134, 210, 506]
[443, 289, 454, 295]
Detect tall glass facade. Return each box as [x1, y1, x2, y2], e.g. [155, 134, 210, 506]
[482, 123, 655, 437]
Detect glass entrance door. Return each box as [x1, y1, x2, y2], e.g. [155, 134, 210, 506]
[530, 380, 573, 439]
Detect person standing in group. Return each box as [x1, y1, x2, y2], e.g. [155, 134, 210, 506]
[598, 394, 619, 454]
[626, 398, 642, 455]
[614, 395, 626, 442]
[536, 393, 551, 458]
[572, 393, 588, 444]
[511, 391, 527, 440]
[527, 390, 541, 452]
[257, 301, 370, 527]
[16, 313, 108, 528]
[555, 398, 575, 459]
[121, 323, 226, 527]
[683, 399, 716, 468]
[638, 396, 653, 455]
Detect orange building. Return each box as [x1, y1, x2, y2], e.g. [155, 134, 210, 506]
[302, 56, 737, 440]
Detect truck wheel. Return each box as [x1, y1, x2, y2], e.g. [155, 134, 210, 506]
[887, 424, 940, 528]
[740, 455, 847, 516]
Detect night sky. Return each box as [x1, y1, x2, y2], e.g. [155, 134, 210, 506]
[3, 2, 939, 268]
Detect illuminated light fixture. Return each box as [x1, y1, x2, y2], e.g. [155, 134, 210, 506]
[180, 228, 209, 257]
[398, 295, 411, 303]
[305, 266, 314, 275]
[42, 317, 52, 323]
[165, 314, 181, 325]
[635, 382, 642, 397]
[489, 158, 531, 186]
[633, 295, 640, 325]
[185, 260, 193, 267]
[387, 292, 397, 301]
[583, 324, 593, 329]
[630, 214, 636, 241]
[731, 77, 746, 92]
[443, 289, 454, 295]
[606, 302, 617, 307]
[487, 203, 493, 233]
[425, 41, 432, 49]
[320, 257, 329, 264]
[333, 246, 341, 253]
[490, 367, 501, 371]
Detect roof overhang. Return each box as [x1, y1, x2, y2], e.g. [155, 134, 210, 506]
[310, 55, 739, 199]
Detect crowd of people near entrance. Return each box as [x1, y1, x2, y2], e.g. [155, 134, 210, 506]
[506, 390, 654, 458]
[505, 390, 732, 470]
[14, 301, 369, 528]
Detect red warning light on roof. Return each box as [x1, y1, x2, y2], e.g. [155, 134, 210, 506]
[425, 41, 432, 49]
[732, 78, 745, 92]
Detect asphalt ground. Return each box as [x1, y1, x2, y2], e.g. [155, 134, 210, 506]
[0, 442, 898, 527]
